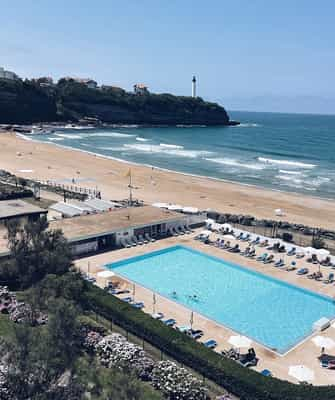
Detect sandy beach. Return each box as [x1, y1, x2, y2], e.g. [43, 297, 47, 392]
[0, 131, 334, 230]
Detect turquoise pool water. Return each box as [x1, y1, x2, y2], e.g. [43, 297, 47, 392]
[107, 245, 335, 353]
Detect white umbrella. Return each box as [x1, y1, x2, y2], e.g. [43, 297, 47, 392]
[152, 202, 169, 208]
[223, 234, 236, 241]
[228, 335, 252, 349]
[222, 223, 232, 230]
[200, 230, 212, 236]
[182, 206, 199, 214]
[288, 365, 314, 382]
[304, 246, 318, 256]
[205, 218, 215, 227]
[317, 249, 330, 260]
[168, 204, 183, 211]
[312, 336, 335, 350]
[97, 270, 115, 278]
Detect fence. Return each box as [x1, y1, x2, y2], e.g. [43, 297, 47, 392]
[89, 311, 236, 400]
[38, 179, 100, 197]
[230, 222, 335, 255]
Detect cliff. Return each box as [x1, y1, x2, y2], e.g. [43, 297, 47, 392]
[0, 78, 236, 126]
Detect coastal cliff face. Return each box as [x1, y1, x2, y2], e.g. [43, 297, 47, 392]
[0, 79, 233, 125]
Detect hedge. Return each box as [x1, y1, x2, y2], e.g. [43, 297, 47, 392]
[84, 285, 335, 400]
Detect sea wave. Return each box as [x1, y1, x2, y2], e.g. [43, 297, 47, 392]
[123, 143, 212, 158]
[55, 133, 83, 139]
[136, 137, 149, 142]
[88, 131, 135, 138]
[258, 157, 316, 169]
[279, 170, 303, 175]
[237, 123, 262, 128]
[205, 158, 264, 170]
[276, 175, 303, 184]
[48, 137, 64, 141]
[159, 143, 184, 149]
[97, 146, 126, 151]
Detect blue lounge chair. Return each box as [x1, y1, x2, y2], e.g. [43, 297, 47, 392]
[297, 268, 309, 275]
[241, 233, 251, 241]
[261, 369, 272, 377]
[257, 253, 268, 262]
[151, 312, 164, 320]
[323, 273, 334, 284]
[121, 297, 133, 303]
[162, 318, 176, 327]
[236, 232, 244, 240]
[132, 302, 144, 309]
[287, 247, 296, 256]
[203, 339, 217, 349]
[250, 236, 260, 245]
[274, 259, 285, 268]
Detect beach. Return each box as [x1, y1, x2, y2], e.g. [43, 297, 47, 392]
[1, 131, 334, 230]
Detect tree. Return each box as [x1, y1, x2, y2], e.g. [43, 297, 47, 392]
[2, 216, 73, 289]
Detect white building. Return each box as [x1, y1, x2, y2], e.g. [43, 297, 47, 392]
[134, 83, 149, 95]
[0, 67, 19, 81]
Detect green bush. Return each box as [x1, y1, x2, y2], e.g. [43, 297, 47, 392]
[84, 285, 335, 400]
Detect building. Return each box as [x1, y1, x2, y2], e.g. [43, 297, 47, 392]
[133, 83, 149, 95]
[0, 199, 47, 227]
[49, 205, 201, 256]
[0, 67, 20, 81]
[192, 76, 196, 98]
[63, 77, 98, 89]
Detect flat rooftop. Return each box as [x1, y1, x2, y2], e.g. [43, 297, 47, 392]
[50, 206, 183, 242]
[0, 199, 47, 220]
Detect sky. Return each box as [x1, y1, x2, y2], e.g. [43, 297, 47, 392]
[1, 0, 335, 114]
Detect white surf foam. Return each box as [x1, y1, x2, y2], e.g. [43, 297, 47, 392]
[48, 137, 64, 141]
[123, 143, 212, 158]
[276, 175, 303, 184]
[258, 157, 316, 169]
[159, 143, 184, 149]
[237, 123, 261, 128]
[88, 131, 135, 138]
[97, 146, 126, 151]
[205, 158, 264, 170]
[136, 137, 149, 142]
[279, 170, 302, 175]
[55, 133, 83, 139]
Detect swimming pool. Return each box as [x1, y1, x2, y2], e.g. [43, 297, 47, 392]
[107, 245, 335, 353]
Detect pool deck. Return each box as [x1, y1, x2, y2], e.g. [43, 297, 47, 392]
[75, 229, 335, 386]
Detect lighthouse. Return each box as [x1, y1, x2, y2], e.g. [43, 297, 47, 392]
[192, 75, 196, 98]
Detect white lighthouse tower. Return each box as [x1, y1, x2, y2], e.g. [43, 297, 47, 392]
[192, 75, 196, 98]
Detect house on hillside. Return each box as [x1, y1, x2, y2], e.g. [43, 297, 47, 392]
[63, 77, 98, 89]
[133, 83, 149, 95]
[0, 67, 20, 81]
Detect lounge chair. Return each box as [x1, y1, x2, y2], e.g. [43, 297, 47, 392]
[139, 234, 148, 244]
[203, 339, 217, 349]
[222, 241, 231, 249]
[259, 239, 269, 247]
[237, 348, 258, 368]
[131, 301, 144, 309]
[296, 252, 305, 259]
[307, 271, 323, 281]
[319, 354, 335, 369]
[145, 233, 155, 242]
[250, 236, 260, 245]
[287, 247, 296, 256]
[274, 258, 285, 268]
[128, 237, 137, 247]
[186, 224, 194, 233]
[321, 257, 332, 267]
[307, 254, 319, 264]
[229, 244, 240, 253]
[236, 232, 244, 240]
[261, 369, 272, 377]
[132, 236, 139, 245]
[323, 273, 334, 284]
[121, 297, 133, 303]
[278, 245, 286, 253]
[162, 318, 176, 326]
[120, 238, 131, 248]
[151, 312, 164, 320]
[257, 253, 268, 262]
[240, 247, 250, 256]
[241, 233, 251, 241]
[246, 248, 256, 258]
[187, 329, 204, 340]
[136, 236, 144, 245]
[286, 261, 297, 271]
[297, 268, 309, 275]
[176, 226, 185, 235]
[263, 254, 274, 264]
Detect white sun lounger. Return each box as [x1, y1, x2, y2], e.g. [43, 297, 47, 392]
[145, 233, 155, 242]
[120, 238, 131, 248]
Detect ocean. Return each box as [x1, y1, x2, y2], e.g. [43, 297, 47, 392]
[24, 111, 335, 199]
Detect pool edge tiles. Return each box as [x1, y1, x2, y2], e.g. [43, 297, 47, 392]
[106, 245, 335, 354]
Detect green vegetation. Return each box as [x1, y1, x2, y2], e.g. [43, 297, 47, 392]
[0, 181, 33, 200]
[0, 78, 231, 125]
